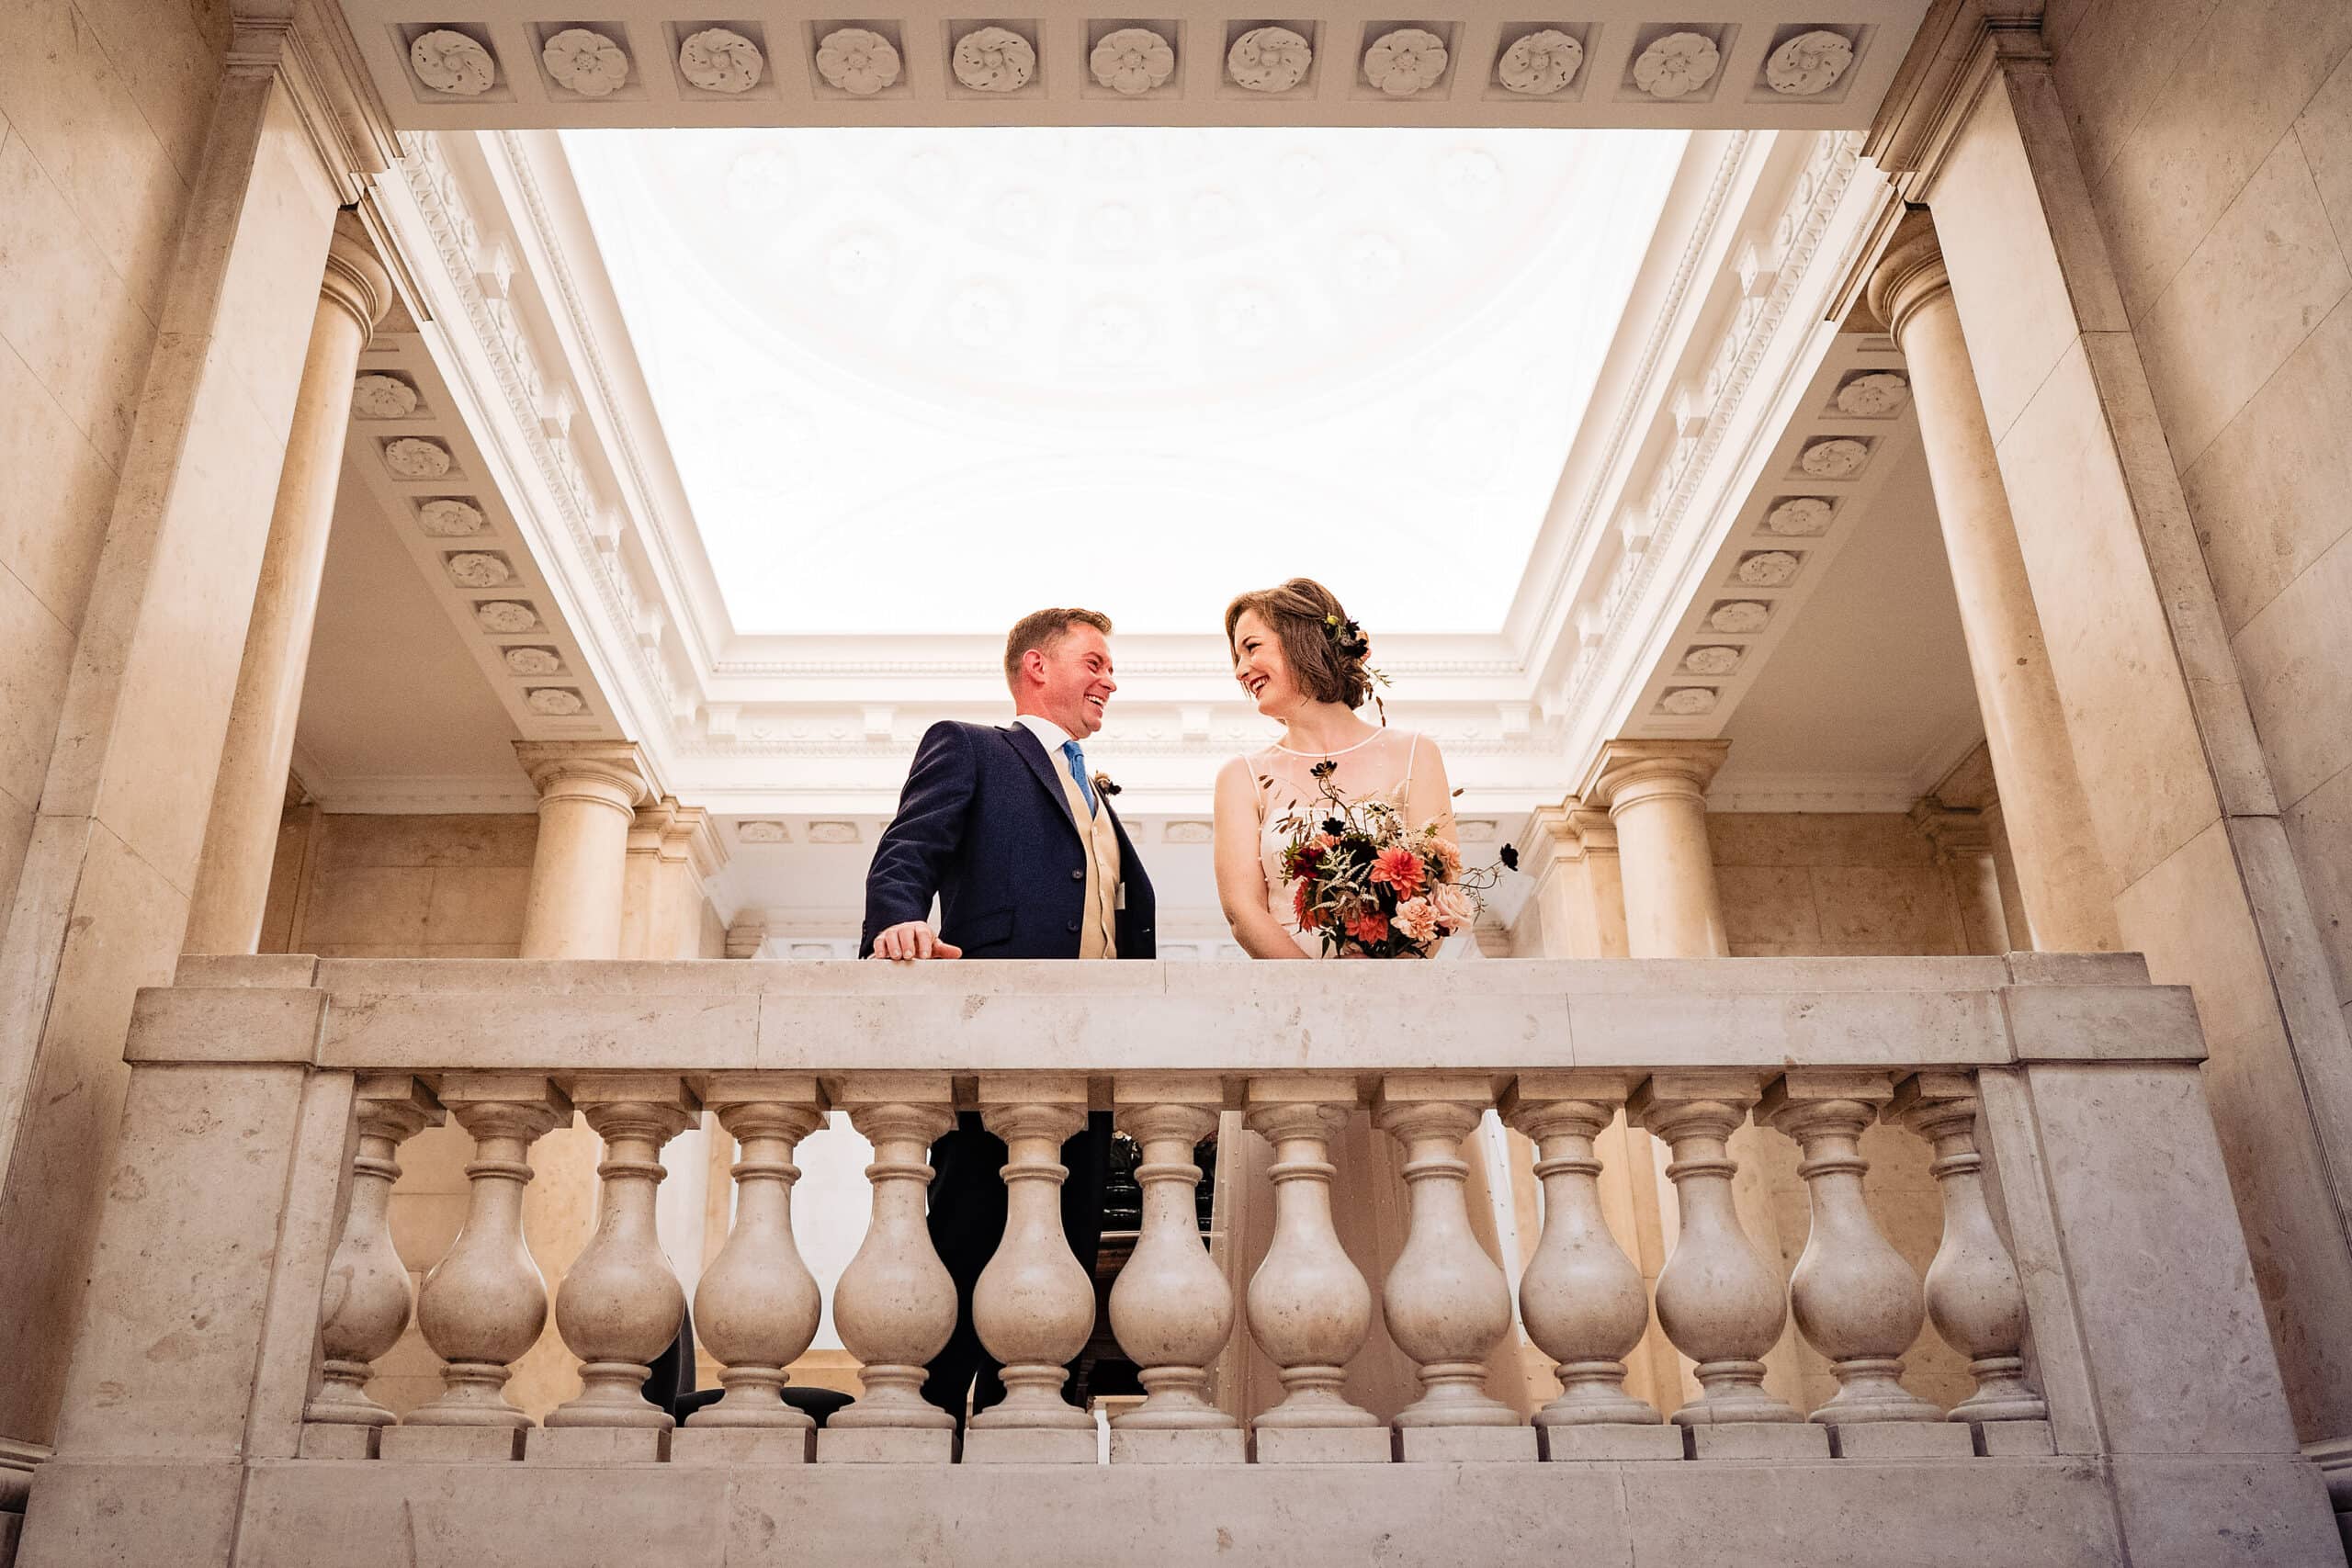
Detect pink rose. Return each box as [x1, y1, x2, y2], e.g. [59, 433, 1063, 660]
[1430, 883, 1475, 932]
[1394, 897, 1439, 946]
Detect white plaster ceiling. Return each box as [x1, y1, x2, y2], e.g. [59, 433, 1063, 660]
[563, 124, 1689, 634]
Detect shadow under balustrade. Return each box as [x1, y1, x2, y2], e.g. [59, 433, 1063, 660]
[15, 954, 2343, 1567]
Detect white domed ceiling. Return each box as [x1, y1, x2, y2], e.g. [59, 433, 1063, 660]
[564, 125, 1687, 636]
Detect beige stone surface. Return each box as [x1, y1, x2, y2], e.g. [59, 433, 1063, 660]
[2282, 765, 2352, 1005]
[1684, 1423, 1830, 1460]
[2302, 47, 2352, 235]
[962, 1427, 1100, 1464]
[2106, 1453, 2345, 1568]
[526, 1427, 667, 1464]
[0, 562, 76, 814]
[1249, 1426, 1394, 1463]
[1541, 1423, 1684, 1461]
[1109, 1427, 1247, 1464]
[2049, 0, 2217, 186]
[1396, 1426, 1537, 1462]
[1827, 1420, 1973, 1460]
[816, 1427, 954, 1463]
[0, 343, 115, 637]
[1979, 1418, 2058, 1457]
[2233, 532, 2352, 808]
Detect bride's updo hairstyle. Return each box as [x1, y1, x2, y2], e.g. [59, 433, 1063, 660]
[1223, 578, 1374, 710]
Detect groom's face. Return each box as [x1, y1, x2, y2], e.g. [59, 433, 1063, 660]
[1030, 624, 1117, 739]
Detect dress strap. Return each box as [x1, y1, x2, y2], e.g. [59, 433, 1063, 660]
[1401, 731, 1421, 794]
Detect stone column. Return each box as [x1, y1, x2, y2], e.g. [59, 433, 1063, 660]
[514, 743, 650, 960]
[1581, 741, 1732, 959]
[1867, 225, 2120, 954]
[180, 223, 393, 955]
[1910, 802, 2013, 957]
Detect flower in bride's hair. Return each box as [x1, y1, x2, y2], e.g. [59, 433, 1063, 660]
[1346, 908, 1390, 945]
[1370, 845, 1427, 897]
[1430, 882, 1474, 933]
[1394, 897, 1439, 945]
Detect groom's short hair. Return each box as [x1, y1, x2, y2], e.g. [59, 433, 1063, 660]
[1003, 607, 1114, 692]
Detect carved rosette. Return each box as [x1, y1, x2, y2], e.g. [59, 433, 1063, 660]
[1091, 27, 1174, 95]
[1681, 646, 1742, 676]
[1835, 371, 1909, 416]
[1227, 26, 1312, 93]
[1363, 28, 1447, 96]
[737, 821, 789, 844]
[1736, 550, 1800, 587]
[1659, 687, 1717, 716]
[816, 28, 901, 95]
[952, 27, 1035, 93]
[383, 437, 453, 479]
[503, 647, 562, 676]
[542, 28, 630, 97]
[1708, 601, 1770, 634]
[526, 688, 587, 716]
[446, 552, 512, 589]
[1497, 28, 1582, 95]
[1765, 496, 1833, 536]
[679, 28, 763, 93]
[477, 602, 540, 634]
[1633, 31, 1720, 100]
[417, 499, 485, 537]
[1765, 29, 1855, 96]
[1799, 436, 1869, 478]
[352, 374, 418, 419]
[411, 29, 496, 96]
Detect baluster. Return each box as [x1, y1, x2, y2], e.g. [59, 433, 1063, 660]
[301, 1074, 443, 1456]
[1503, 1073, 1680, 1461]
[821, 1082, 957, 1462]
[678, 1075, 828, 1461]
[1761, 1071, 1964, 1458]
[387, 1074, 571, 1460]
[1892, 1070, 2050, 1449]
[1629, 1070, 1821, 1457]
[537, 1075, 699, 1456]
[1374, 1076, 1532, 1460]
[967, 1076, 1097, 1462]
[1242, 1078, 1387, 1463]
[1109, 1079, 1239, 1461]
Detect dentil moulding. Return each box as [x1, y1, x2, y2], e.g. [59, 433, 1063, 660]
[679, 28, 763, 93]
[815, 28, 900, 95]
[1765, 29, 1854, 96]
[1497, 29, 1581, 95]
[1091, 28, 1174, 95]
[1227, 26, 1312, 92]
[542, 28, 630, 97]
[352, 373, 418, 418]
[1363, 28, 1447, 96]
[1798, 436, 1869, 478]
[952, 26, 1035, 92]
[1835, 371, 1909, 416]
[1633, 31, 1719, 100]
[418, 499, 486, 536]
[411, 29, 496, 96]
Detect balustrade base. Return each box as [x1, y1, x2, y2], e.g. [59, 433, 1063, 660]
[378, 1427, 521, 1462]
[816, 1428, 955, 1464]
[671, 1428, 813, 1465]
[1974, 1419, 2057, 1457]
[963, 1428, 1101, 1465]
[1539, 1425, 1686, 1462]
[1684, 1423, 1831, 1461]
[1110, 1428, 1248, 1465]
[296, 1424, 377, 1461]
[1827, 1421, 1976, 1461]
[1249, 1427, 1396, 1464]
[526, 1427, 668, 1464]
[1396, 1427, 1540, 1463]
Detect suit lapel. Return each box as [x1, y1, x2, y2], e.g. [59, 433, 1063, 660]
[1001, 725, 1085, 841]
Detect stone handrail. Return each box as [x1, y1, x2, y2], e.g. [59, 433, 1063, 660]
[21, 952, 2335, 1566]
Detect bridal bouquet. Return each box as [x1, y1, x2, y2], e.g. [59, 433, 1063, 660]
[1272, 761, 1516, 959]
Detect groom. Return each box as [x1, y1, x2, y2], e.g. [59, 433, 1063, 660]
[860, 606, 1156, 1425]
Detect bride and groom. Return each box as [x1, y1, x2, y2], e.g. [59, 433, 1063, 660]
[856, 578, 1463, 1425]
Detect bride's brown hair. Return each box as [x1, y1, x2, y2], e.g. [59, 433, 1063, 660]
[1223, 578, 1373, 710]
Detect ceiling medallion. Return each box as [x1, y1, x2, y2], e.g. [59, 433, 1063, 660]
[541, 28, 630, 97]
[723, 149, 791, 216]
[383, 436, 453, 479]
[828, 232, 895, 295]
[1799, 436, 1869, 478]
[1363, 28, 1447, 97]
[1659, 687, 1718, 715]
[952, 26, 1035, 93]
[1765, 29, 1855, 96]
[1708, 601, 1770, 634]
[1227, 26, 1312, 93]
[1835, 370, 1909, 416]
[1343, 232, 1405, 294]
[1091, 27, 1174, 96]
[410, 29, 496, 96]
[1764, 496, 1832, 536]
[418, 498, 487, 536]
[447, 551, 514, 589]
[815, 28, 901, 95]
[1497, 29, 1582, 96]
[526, 687, 587, 716]
[679, 28, 763, 93]
[352, 373, 417, 419]
[503, 647, 563, 675]
[476, 601, 540, 634]
[948, 282, 1016, 348]
[1682, 646, 1742, 675]
[1632, 31, 1720, 100]
[1736, 550, 1801, 586]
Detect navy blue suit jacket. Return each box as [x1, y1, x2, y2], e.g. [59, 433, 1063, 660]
[859, 720, 1156, 960]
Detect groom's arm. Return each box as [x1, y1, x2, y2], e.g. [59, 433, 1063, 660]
[861, 720, 977, 957]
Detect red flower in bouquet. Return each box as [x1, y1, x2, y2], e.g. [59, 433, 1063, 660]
[1293, 881, 1314, 928]
[1370, 845, 1427, 897]
[1345, 908, 1390, 945]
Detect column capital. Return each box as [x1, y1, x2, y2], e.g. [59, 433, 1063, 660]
[723, 916, 768, 960]
[662, 803, 729, 881]
[1516, 804, 1588, 872]
[1909, 799, 1995, 861]
[514, 740, 652, 818]
[1864, 220, 1951, 344]
[1578, 739, 1731, 817]
[319, 217, 394, 336]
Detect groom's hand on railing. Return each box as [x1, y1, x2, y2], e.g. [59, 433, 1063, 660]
[868, 921, 963, 961]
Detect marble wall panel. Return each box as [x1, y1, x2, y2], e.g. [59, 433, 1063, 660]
[0, 338, 115, 635]
[0, 566, 74, 814]
[2280, 764, 2352, 1005]
[1715, 864, 1819, 949]
[1813, 866, 1964, 953]
[2301, 48, 2352, 235]
[2048, 0, 2218, 185]
[63, 0, 220, 186]
[315, 811, 539, 871]
[0, 795, 29, 924]
[1707, 811, 1939, 867]
[2233, 532, 2352, 809]
[422, 865, 533, 946]
[297, 865, 433, 948]
[1708, 814, 1968, 958]
[2132, 135, 2351, 471]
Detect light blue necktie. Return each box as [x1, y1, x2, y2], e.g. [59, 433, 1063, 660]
[1060, 739, 1097, 815]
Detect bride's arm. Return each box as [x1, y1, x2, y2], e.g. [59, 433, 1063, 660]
[1214, 757, 1309, 959]
[1408, 735, 1461, 847]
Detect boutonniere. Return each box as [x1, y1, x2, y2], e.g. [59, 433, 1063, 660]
[1091, 771, 1122, 799]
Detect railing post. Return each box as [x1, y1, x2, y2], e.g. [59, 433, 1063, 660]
[302, 1074, 443, 1450]
[676, 1073, 829, 1462]
[1109, 1076, 1239, 1461]
[966, 1075, 1096, 1462]
[1373, 1074, 1532, 1460]
[1241, 1077, 1388, 1463]
[1502, 1071, 1677, 1461]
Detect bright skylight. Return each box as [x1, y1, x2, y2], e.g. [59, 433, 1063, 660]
[566, 126, 1687, 636]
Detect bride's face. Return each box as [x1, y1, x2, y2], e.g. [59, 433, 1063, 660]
[1231, 610, 1298, 717]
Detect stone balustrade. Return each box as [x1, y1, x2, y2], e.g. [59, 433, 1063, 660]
[19, 953, 2341, 1567]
